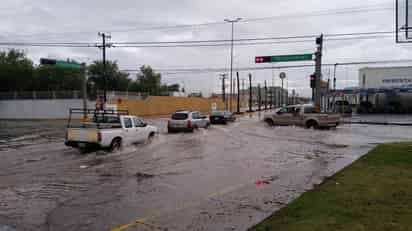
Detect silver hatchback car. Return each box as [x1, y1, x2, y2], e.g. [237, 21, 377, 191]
[167, 110, 210, 133]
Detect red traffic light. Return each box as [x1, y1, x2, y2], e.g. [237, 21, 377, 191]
[255, 56, 271, 63]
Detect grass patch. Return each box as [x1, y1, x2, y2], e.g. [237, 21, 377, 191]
[249, 142, 412, 231]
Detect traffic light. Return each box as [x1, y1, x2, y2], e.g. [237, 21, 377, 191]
[40, 58, 57, 65]
[310, 74, 316, 88]
[255, 56, 271, 63]
[316, 35, 323, 45]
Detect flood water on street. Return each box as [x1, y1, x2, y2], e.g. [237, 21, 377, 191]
[0, 114, 411, 231]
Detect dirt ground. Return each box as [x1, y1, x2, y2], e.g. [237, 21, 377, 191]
[0, 114, 411, 231]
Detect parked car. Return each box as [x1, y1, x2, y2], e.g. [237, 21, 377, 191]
[263, 104, 341, 129]
[65, 109, 158, 153]
[332, 100, 353, 115]
[167, 110, 210, 133]
[209, 111, 236, 124]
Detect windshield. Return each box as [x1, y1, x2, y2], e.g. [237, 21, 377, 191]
[172, 113, 188, 120]
[211, 111, 225, 116]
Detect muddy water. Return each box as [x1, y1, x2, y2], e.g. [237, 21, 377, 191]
[0, 115, 411, 231]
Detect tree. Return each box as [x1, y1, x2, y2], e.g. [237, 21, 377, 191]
[33, 65, 83, 91]
[136, 65, 162, 95]
[0, 49, 34, 91]
[88, 61, 131, 92]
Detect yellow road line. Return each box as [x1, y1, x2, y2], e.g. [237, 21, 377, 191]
[110, 182, 250, 231]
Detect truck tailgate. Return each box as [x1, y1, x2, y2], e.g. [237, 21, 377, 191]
[67, 128, 99, 143]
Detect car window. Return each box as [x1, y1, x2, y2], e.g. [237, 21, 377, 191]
[212, 111, 224, 116]
[286, 107, 295, 113]
[172, 113, 188, 120]
[304, 107, 315, 113]
[133, 117, 145, 127]
[192, 112, 200, 119]
[278, 107, 288, 113]
[123, 117, 133, 128]
[93, 115, 120, 124]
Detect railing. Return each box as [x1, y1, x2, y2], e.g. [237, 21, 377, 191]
[0, 90, 174, 100]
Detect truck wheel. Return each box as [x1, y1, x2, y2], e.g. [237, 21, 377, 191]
[265, 118, 275, 126]
[78, 147, 88, 154]
[306, 120, 319, 129]
[110, 138, 122, 152]
[168, 128, 175, 133]
[147, 132, 156, 143]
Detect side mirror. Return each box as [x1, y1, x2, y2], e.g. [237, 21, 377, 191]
[142, 123, 147, 127]
[277, 111, 283, 115]
[201, 116, 207, 119]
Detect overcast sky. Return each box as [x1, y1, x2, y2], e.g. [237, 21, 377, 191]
[2, 0, 412, 97]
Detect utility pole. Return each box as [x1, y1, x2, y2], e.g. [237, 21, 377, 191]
[81, 63, 88, 119]
[314, 34, 323, 109]
[97, 32, 112, 104]
[236, 72, 240, 113]
[241, 78, 245, 108]
[248, 73, 253, 112]
[264, 80, 268, 110]
[224, 18, 242, 112]
[333, 63, 338, 111]
[272, 75, 275, 109]
[220, 74, 227, 110]
[327, 78, 330, 111]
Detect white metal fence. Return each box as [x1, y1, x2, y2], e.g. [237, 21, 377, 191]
[0, 91, 146, 100]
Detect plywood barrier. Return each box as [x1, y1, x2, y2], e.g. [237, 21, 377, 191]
[110, 96, 229, 116]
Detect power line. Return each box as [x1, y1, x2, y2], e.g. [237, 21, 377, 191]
[0, 32, 393, 48]
[2, 3, 393, 39]
[120, 59, 412, 74]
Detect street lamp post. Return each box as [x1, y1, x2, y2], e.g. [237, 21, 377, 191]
[224, 17, 242, 112]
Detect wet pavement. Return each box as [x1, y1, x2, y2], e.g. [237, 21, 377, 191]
[0, 115, 411, 231]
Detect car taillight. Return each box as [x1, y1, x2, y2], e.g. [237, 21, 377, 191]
[97, 132, 102, 142]
[187, 120, 192, 128]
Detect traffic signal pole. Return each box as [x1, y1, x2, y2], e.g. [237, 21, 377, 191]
[315, 34, 323, 110]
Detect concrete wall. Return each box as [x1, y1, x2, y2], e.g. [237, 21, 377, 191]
[0, 99, 95, 119]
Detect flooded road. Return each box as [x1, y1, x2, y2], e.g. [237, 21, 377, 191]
[0, 115, 411, 231]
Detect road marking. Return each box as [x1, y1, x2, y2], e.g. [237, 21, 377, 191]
[110, 182, 250, 231]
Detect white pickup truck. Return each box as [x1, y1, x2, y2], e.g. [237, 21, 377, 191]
[65, 109, 158, 152]
[263, 104, 341, 129]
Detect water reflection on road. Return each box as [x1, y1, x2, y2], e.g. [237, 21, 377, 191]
[0, 115, 410, 231]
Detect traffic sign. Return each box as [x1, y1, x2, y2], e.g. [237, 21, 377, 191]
[279, 72, 286, 79]
[40, 58, 83, 70]
[255, 53, 313, 63]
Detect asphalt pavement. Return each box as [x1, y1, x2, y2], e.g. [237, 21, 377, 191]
[0, 114, 411, 231]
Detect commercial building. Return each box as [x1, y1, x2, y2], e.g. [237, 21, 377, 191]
[358, 66, 412, 113]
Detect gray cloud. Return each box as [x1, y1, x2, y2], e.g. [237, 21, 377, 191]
[2, 0, 408, 97]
